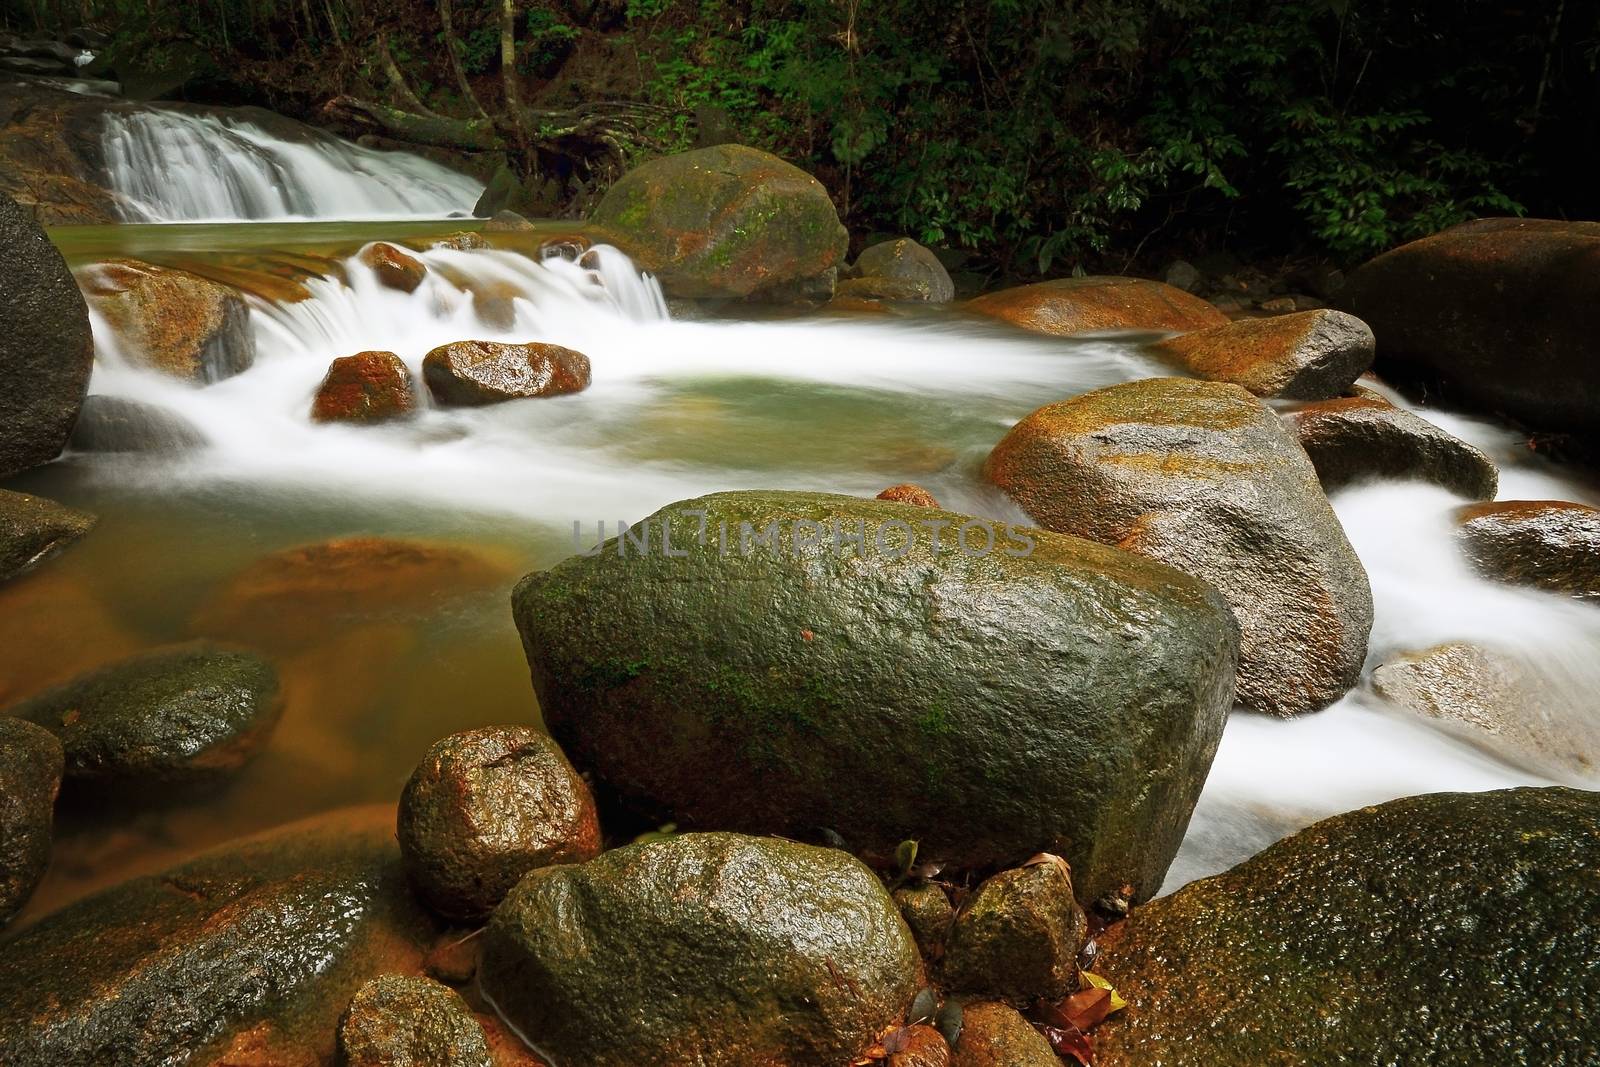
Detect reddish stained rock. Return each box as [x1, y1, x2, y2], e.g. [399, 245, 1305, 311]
[82, 259, 254, 383]
[1152, 308, 1374, 399]
[889, 1023, 952, 1067]
[358, 242, 427, 293]
[1285, 392, 1499, 499]
[1454, 499, 1600, 600]
[949, 1002, 1058, 1067]
[423, 340, 591, 406]
[965, 276, 1226, 336]
[310, 351, 416, 424]
[877, 483, 941, 508]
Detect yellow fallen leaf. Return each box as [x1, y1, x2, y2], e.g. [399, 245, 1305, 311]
[1080, 970, 1128, 1013]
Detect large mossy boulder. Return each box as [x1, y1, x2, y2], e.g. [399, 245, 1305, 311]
[0, 191, 94, 477]
[984, 377, 1372, 717]
[1341, 218, 1600, 444]
[590, 144, 849, 302]
[1151, 309, 1374, 399]
[1455, 499, 1600, 600]
[965, 276, 1227, 336]
[479, 831, 922, 1067]
[81, 258, 255, 383]
[0, 806, 439, 1067]
[513, 490, 1239, 905]
[0, 718, 62, 926]
[0, 489, 94, 584]
[1285, 390, 1499, 499]
[1094, 788, 1600, 1066]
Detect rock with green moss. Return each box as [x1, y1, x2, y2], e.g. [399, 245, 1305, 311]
[339, 975, 491, 1067]
[895, 882, 956, 964]
[841, 238, 955, 303]
[12, 641, 282, 795]
[0, 806, 440, 1067]
[0, 489, 94, 584]
[949, 1002, 1058, 1067]
[480, 831, 922, 1066]
[590, 144, 848, 302]
[513, 490, 1238, 905]
[1095, 788, 1600, 1066]
[944, 858, 1086, 1002]
[0, 718, 62, 926]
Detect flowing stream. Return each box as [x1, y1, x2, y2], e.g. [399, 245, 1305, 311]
[9, 218, 1599, 923]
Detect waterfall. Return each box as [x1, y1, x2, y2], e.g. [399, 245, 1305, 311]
[100, 108, 484, 222]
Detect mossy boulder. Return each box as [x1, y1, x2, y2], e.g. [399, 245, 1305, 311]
[1455, 499, 1600, 600]
[423, 340, 590, 405]
[513, 490, 1239, 905]
[480, 831, 921, 1066]
[985, 377, 1372, 716]
[358, 242, 427, 293]
[1285, 391, 1499, 499]
[590, 144, 849, 302]
[11, 641, 282, 795]
[965, 277, 1226, 336]
[0, 190, 93, 477]
[841, 238, 955, 303]
[0, 717, 61, 926]
[82, 259, 254, 383]
[1095, 788, 1600, 1066]
[949, 1002, 1058, 1067]
[311, 350, 417, 424]
[943, 857, 1087, 1002]
[0, 489, 94, 584]
[398, 726, 602, 921]
[338, 975, 491, 1067]
[1152, 308, 1374, 399]
[0, 806, 439, 1067]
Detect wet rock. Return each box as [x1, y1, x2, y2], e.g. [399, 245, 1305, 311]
[0, 191, 93, 476]
[0, 718, 62, 926]
[11, 641, 283, 794]
[949, 1002, 1058, 1067]
[338, 975, 491, 1067]
[483, 209, 536, 233]
[1341, 218, 1600, 445]
[1094, 788, 1600, 1066]
[889, 1024, 952, 1067]
[423, 340, 591, 405]
[1151, 309, 1374, 399]
[0, 489, 94, 584]
[310, 350, 416, 424]
[1285, 391, 1499, 499]
[69, 394, 206, 452]
[480, 831, 922, 1067]
[895, 883, 955, 964]
[358, 242, 427, 293]
[83, 259, 254, 383]
[944, 858, 1087, 1002]
[398, 726, 602, 921]
[536, 231, 593, 262]
[841, 238, 956, 303]
[1372, 642, 1600, 783]
[0, 85, 127, 226]
[590, 144, 849, 302]
[965, 277, 1227, 336]
[513, 490, 1238, 904]
[985, 377, 1371, 716]
[429, 231, 490, 252]
[0, 806, 439, 1067]
[1454, 499, 1600, 599]
[877, 482, 941, 508]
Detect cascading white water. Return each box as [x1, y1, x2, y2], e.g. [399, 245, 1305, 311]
[100, 109, 484, 222]
[76, 241, 1600, 892]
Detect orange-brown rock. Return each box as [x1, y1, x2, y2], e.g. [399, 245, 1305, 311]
[82, 258, 254, 382]
[877, 483, 941, 508]
[965, 276, 1226, 336]
[1454, 499, 1600, 600]
[889, 1024, 952, 1067]
[423, 340, 590, 405]
[949, 1002, 1057, 1066]
[1152, 308, 1373, 399]
[535, 232, 593, 262]
[359, 242, 427, 293]
[1285, 392, 1498, 499]
[311, 351, 416, 424]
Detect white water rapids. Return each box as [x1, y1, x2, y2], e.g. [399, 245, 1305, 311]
[75, 241, 1600, 891]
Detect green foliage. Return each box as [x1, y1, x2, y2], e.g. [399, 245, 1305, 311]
[523, 7, 581, 74]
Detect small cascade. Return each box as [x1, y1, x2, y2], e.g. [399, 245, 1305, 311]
[100, 107, 484, 222]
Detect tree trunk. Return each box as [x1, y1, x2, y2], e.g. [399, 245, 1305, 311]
[323, 96, 505, 151]
[500, 0, 521, 118]
[438, 0, 490, 119]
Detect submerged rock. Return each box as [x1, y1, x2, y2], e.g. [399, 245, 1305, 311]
[12, 641, 282, 794]
[513, 490, 1238, 904]
[68, 394, 206, 453]
[840, 238, 955, 303]
[0, 191, 93, 476]
[480, 831, 921, 1067]
[358, 242, 427, 293]
[1151, 309, 1373, 399]
[1285, 391, 1499, 499]
[1455, 499, 1600, 600]
[0, 806, 438, 1067]
[0, 718, 62, 926]
[949, 1002, 1058, 1067]
[310, 350, 416, 424]
[876, 482, 941, 508]
[423, 339, 591, 405]
[338, 975, 491, 1067]
[0, 489, 94, 584]
[944, 857, 1086, 1002]
[1094, 788, 1600, 1066]
[984, 377, 1372, 716]
[965, 277, 1226, 336]
[398, 726, 602, 921]
[82, 259, 254, 383]
[590, 144, 849, 303]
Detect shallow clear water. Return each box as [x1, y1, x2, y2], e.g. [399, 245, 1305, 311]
[8, 221, 1599, 922]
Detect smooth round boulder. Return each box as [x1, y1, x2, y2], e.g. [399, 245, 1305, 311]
[965, 276, 1226, 336]
[1094, 788, 1600, 1066]
[1151, 309, 1374, 399]
[359, 242, 427, 292]
[338, 975, 490, 1067]
[311, 350, 416, 424]
[479, 831, 922, 1067]
[1455, 499, 1600, 599]
[513, 490, 1239, 905]
[398, 726, 602, 921]
[0, 191, 93, 477]
[82, 259, 254, 383]
[949, 1002, 1058, 1067]
[0, 489, 94, 584]
[12, 641, 283, 794]
[68, 395, 206, 453]
[422, 340, 590, 405]
[590, 144, 849, 302]
[1285, 391, 1499, 499]
[0, 718, 62, 926]
[841, 238, 955, 303]
[876, 482, 941, 508]
[943, 857, 1087, 1002]
[984, 377, 1372, 717]
[482, 209, 535, 233]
